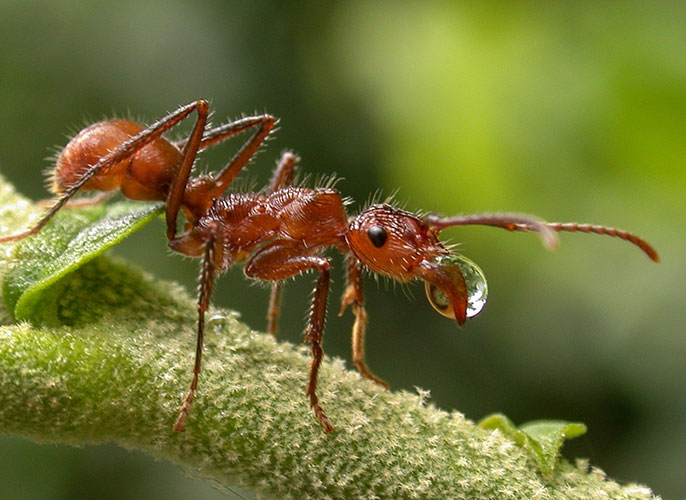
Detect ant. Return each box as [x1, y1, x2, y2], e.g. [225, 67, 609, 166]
[0, 100, 659, 433]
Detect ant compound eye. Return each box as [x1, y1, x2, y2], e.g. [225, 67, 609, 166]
[425, 254, 488, 319]
[367, 225, 388, 248]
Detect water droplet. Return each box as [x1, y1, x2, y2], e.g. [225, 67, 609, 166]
[207, 313, 229, 332]
[431, 253, 488, 318]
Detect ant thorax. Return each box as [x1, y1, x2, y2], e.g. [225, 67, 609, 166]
[196, 187, 346, 253]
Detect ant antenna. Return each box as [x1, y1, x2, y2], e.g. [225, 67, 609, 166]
[425, 212, 559, 250]
[425, 212, 659, 262]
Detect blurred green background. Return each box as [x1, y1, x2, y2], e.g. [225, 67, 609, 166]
[0, 1, 683, 499]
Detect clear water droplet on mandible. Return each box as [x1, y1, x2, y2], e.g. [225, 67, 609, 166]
[437, 253, 488, 317]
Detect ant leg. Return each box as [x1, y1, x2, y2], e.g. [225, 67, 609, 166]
[36, 191, 113, 209]
[200, 115, 277, 199]
[165, 101, 209, 239]
[425, 212, 659, 262]
[0, 100, 209, 244]
[265, 151, 300, 336]
[268, 151, 300, 193]
[339, 255, 388, 388]
[266, 285, 282, 337]
[172, 115, 276, 152]
[245, 243, 334, 432]
[304, 260, 334, 433]
[197, 122, 259, 150]
[168, 114, 277, 235]
[173, 226, 218, 432]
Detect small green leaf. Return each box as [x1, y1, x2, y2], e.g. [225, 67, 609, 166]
[478, 413, 587, 477]
[2, 201, 163, 322]
[478, 414, 528, 445]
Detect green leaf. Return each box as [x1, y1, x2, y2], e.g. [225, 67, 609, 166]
[2, 201, 163, 322]
[478, 413, 587, 477]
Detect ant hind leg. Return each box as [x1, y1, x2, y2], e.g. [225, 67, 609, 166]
[0, 100, 210, 244]
[37, 191, 113, 209]
[174, 114, 277, 200]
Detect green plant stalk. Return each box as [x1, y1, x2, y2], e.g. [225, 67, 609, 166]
[0, 178, 659, 499]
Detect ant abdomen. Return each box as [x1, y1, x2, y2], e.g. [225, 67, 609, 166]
[53, 119, 181, 201]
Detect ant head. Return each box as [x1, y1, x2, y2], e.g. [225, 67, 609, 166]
[346, 204, 488, 325]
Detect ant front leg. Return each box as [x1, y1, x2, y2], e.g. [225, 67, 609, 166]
[0, 100, 210, 244]
[265, 151, 300, 336]
[245, 242, 334, 432]
[173, 226, 219, 432]
[339, 255, 388, 389]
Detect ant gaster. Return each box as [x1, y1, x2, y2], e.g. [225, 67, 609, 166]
[0, 101, 659, 433]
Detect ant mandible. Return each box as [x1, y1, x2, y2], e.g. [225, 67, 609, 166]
[0, 100, 659, 433]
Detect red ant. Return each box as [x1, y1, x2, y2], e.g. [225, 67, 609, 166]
[0, 100, 659, 433]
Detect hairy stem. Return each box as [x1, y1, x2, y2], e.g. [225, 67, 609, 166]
[0, 177, 658, 499]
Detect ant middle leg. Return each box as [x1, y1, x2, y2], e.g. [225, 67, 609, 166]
[265, 151, 300, 336]
[339, 255, 389, 389]
[268, 151, 300, 193]
[245, 242, 334, 432]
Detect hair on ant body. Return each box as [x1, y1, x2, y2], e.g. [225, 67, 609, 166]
[1, 101, 659, 433]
